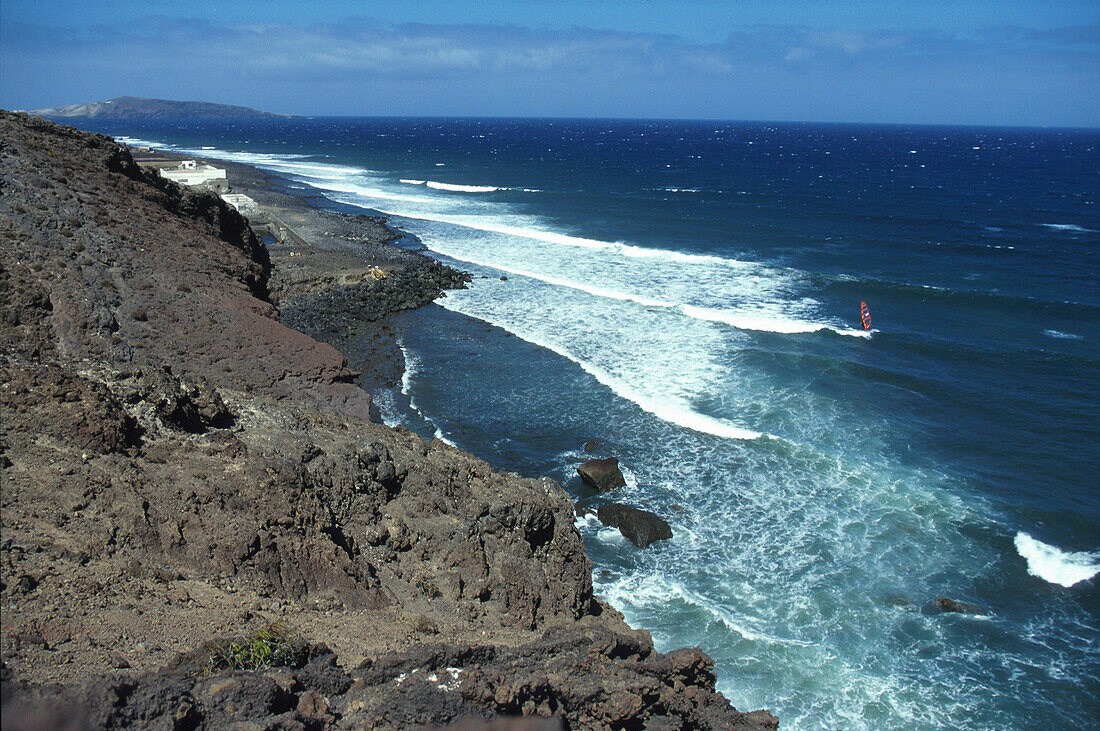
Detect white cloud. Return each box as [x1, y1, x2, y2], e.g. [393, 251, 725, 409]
[2, 16, 1096, 124]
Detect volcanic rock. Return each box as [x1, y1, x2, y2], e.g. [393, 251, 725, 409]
[577, 457, 626, 492]
[597, 503, 673, 548]
[933, 597, 989, 615]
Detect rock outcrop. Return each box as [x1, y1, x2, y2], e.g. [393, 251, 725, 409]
[597, 504, 674, 548]
[0, 111, 776, 729]
[577, 457, 627, 492]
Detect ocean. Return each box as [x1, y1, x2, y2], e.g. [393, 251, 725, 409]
[69, 117, 1099, 729]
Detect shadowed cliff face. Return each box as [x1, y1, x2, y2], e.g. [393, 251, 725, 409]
[0, 111, 778, 730]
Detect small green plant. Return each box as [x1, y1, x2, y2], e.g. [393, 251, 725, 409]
[206, 621, 296, 672]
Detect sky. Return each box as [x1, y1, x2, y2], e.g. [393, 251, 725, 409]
[1, 1, 1097, 127]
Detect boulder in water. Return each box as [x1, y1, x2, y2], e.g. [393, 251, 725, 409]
[932, 597, 988, 615]
[597, 503, 672, 548]
[577, 457, 626, 492]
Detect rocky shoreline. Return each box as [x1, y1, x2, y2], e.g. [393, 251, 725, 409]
[0, 112, 778, 729]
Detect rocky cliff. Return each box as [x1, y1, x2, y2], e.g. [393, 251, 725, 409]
[0, 111, 778, 730]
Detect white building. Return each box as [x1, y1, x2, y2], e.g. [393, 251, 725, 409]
[159, 160, 227, 188]
[221, 193, 257, 214]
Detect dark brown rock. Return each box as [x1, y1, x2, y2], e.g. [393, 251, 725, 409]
[296, 689, 329, 718]
[577, 457, 626, 492]
[933, 597, 989, 615]
[597, 503, 673, 548]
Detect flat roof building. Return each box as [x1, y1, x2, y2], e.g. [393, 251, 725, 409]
[221, 193, 257, 214]
[159, 160, 227, 190]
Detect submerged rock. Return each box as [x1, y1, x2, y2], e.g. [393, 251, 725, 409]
[597, 503, 673, 548]
[577, 457, 626, 492]
[932, 597, 989, 615]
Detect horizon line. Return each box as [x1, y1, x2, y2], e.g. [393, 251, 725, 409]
[12, 108, 1100, 133]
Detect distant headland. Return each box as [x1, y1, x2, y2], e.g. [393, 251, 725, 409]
[29, 96, 295, 119]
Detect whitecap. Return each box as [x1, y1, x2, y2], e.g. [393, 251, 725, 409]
[1039, 223, 1096, 233]
[682, 305, 871, 339]
[426, 181, 499, 193]
[1014, 532, 1100, 587]
[1043, 330, 1083, 341]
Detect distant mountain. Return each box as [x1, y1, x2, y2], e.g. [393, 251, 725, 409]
[31, 96, 295, 119]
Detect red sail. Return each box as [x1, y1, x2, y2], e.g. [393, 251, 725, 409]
[860, 301, 872, 331]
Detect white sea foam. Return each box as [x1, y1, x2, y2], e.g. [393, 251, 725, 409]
[616, 243, 740, 267]
[426, 181, 499, 193]
[432, 428, 458, 447]
[596, 572, 811, 647]
[619, 464, 640, 491]
[400, 178, 426, 185]
[437, 293, 765, 441]
[470, 262, 677, 309]
[396, 342, 456, 445]
[282, 168, 774, 275]
[314, 182, 750, 269]
[682, 305, 871, 338]
[526, 335, 765, 441]
[1040, 223, 1096, 233]
[574, 513, 601, 531]
[399, 342, 417, 398]
[1042, 329, 1083, 341]
[1014, 532, 1100, 587]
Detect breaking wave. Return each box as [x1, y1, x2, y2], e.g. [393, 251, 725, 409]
[1014, 532, 1100, 587]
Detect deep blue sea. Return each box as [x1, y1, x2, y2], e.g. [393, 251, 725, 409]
[67, 117, 1099, 729]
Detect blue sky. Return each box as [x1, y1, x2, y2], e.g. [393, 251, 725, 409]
[1, 1, 1097, 126]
